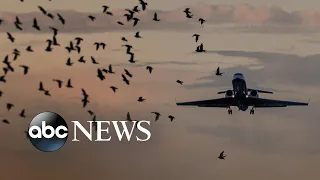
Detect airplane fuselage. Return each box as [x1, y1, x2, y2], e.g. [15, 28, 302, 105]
[232, 73, 249, 111]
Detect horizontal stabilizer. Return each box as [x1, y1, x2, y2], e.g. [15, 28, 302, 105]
[248, 88, 273, 94]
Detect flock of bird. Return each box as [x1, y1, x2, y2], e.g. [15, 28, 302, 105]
[2, 0, 227, 159]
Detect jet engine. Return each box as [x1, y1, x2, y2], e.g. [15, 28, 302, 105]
[249, 90, 259, 98]
[225, 90, 233, 97]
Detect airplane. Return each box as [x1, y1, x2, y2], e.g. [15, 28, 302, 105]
[176, 73, 309, 115]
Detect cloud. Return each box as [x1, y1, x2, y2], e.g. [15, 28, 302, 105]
[3, 4, 320, 33]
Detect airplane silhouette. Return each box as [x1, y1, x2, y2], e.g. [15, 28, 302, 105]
[176, 73, 309, 115]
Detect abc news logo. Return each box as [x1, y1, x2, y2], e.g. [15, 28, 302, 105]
[28, 112, 151, 152]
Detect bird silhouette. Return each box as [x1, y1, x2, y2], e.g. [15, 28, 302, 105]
[146, 66, 153, 73]
[57, 13, 65, 24]
[19, 65, 29, 75]
[66, 79, 73, 88]
[47, 13, 55, 19]
[19, 109, 26, 118]
[138, 96, 145, 102]
[184, 8, 193, 18]
[81, 89, 89, 107]
[135, 31, 142, 38]
[88, 110, 94, 116]
[128, 53, 138, 63]
[218, 151, 226, 160]
[151, 112, 161, 121]
[199, 18, 206, 25]
[192, 34, 200, 42]
[7, 32, 15, 43]
[38, 6, 47, 14]
[53, 79, 63, 88]
[78, 56, 86, 63]
[117, 21, 124, 25]
[44, 90, 51, 96]
[14, 22, 23, 31]
[75, 37, 83, 45]
[45, 39, 53, 52]
[52, 36, 60, 46]
[15, 16, 22, 25]
[121, 37, 128, 42]
[97, 68, 105, 80]
[215, 67, 224, 76]
[153, 12, 160, 21]
[0, 76, 6, 83]
[2, 119, 10, 124]
[102, 5, 109, 13]
[90, 56, 99, 64]
[132, 17, 140, 26]
[66, 57, 74, 66]
[6, 103, 14, 111]
[124, 69, 133, 78]
[122, 44, 133, 54]
[106, 64, 115, 73]
[139, 0, 148, 11]
[26, 46, 33, 52]
[122, 74, 130, 85]
[133, 6, 140, 13]
[168, 115, 175, 122]
[195, 43, 205, 52]
[38, 81, 45, 91]
[110, 86, 118, 93]
[88, 15, 96, 21]
[49, 27, 58, 36]
[176, 80, 183, 85]
[126, 112, 139, 128]
[32, 18, 40, 31]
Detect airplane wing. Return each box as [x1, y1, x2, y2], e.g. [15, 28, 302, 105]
[176, 97, 236, 107]
[246, 97, 309, 107]
[248, 88, 273, 94]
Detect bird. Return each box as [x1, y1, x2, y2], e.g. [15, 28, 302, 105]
[128, 53, 138, 63]
[218, 151, 226, 160]
[195, 43, 205, 52]
[78, 56, 86, 63]
[135, 31, 142, 38]
[26, 46, 33, 52]
[126, 112, 139, 128]
[176, 80, 183, 85]
[146, 66, 153, 73]
[52, 36, 60, 46]
[137, 96, 145, 102]
[0, 76, 6, 83]
[151, 112, 161, 121]
[38, 6, 47, 14]
[19, 109, 26, 118]
[57, 13, 65, 24]
[66, 79, 73, 88]
[110, 86, 118, 93]
[90, 56, 99, 64]
[14, 22, 23, 31]
[139, 0, 148, 11]
[122, 44, 133, 54]
[47, 13, 55, 19]
[7, 32, 15, 43]
[15, 16, 22, 25]
[2, 119, 9, 124]
[199, 18, 206, 25]
[49, 27, 58, 36]
[121, 37, 128, 42]
[44, 90, 51, 96]
[97, 68, 105, 80]
[75, 37, 83, 45]
[53, 79, 63, 88]
[122, 74, 130, 85]
[117, 21, 124, 25]
[82, 88, 89, 99]
[32, 18, 40, 31]
[132, 17, 140, 26]
[215, 67, 224, 76]
[6, 103, 14, 111]
[133, 6, 140, 13]
[66, 57, 74, 66]
[81, 89, 89, 107]
[38, 81, 45, 91]
[153, 12, 160, 21]
[168, 115, 175, 122]
[45, 39, 53, 52]
[88, 110, 94, 116]
[19, 65, 29, 75]
[106, 64, 115, 73]
[88, 15, 95, 21]
[124, 69, 132, 78]
[183, 8, 193, 18]
[102, 5, 109, 13]
[192, 34, 200, 42]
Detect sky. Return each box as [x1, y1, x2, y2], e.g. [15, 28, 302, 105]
[0, 1, 320, 180]
[2, 0, 320, 12]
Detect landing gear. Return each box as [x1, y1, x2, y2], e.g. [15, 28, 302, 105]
[227, 107, 232, 115]
[250, 107, 255, 115]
